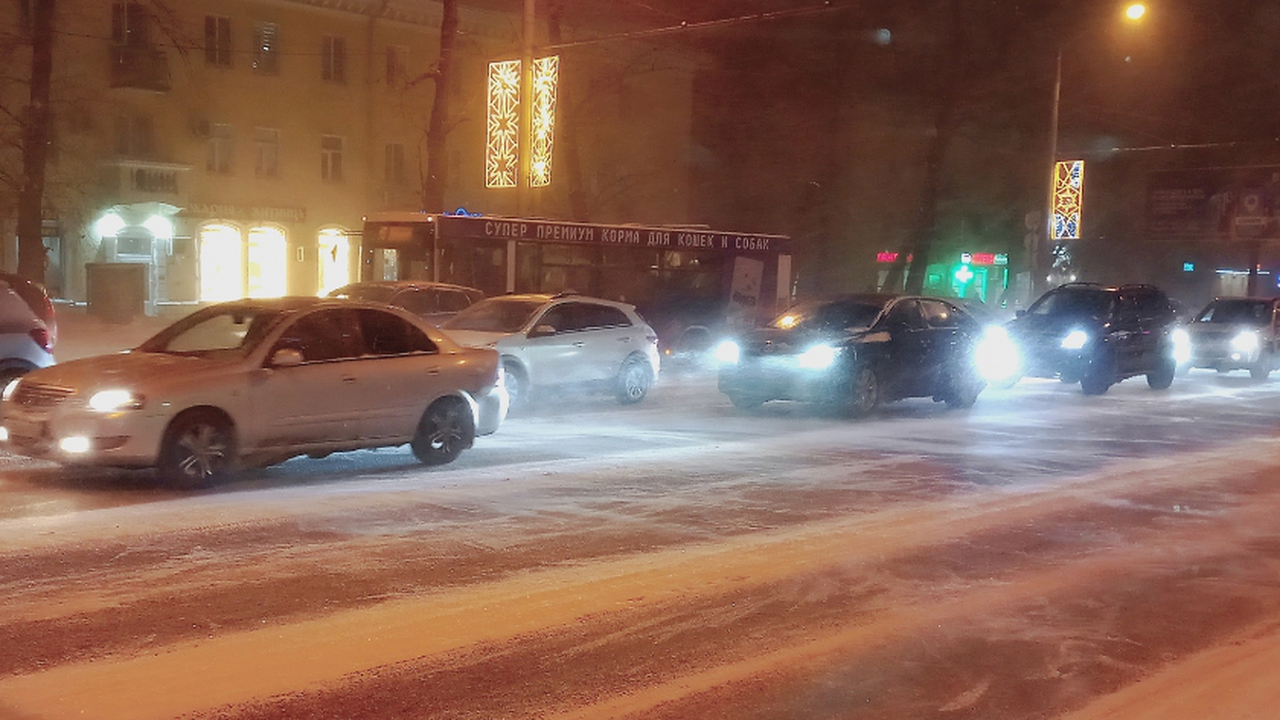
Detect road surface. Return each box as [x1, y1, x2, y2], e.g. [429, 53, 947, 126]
[2, 369, 1280, 719]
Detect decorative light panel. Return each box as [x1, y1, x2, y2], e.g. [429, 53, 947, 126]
[485, 59, 521, 188]
[529, 55, 560, 188]
[1051, 160, 1085, 240]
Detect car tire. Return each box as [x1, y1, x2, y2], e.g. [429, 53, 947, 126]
[157, 409, 236, 489]
[842, 365, 880, 418]
[0, 366, 27, 390]
[944, 365, 985, 408]
[1080, 353, 1114, 396]
[615, 355, 654, 404]
[411, 397, 474, 466]
[502, 358, 530, 412]
[727, 393, 764, 410]
[1251, 355, 1271, 381]
[1147, 356, 1176, 390]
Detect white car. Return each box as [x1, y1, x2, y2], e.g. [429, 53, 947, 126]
[442, 293, 660, 409]
[0, 297, 506, 488]
[0, 273, 56, 386]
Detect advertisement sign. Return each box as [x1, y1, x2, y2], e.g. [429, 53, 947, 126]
[1147, 166, 1280, 242]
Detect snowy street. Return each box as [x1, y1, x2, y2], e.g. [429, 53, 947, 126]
[3, 362, 1280, 718]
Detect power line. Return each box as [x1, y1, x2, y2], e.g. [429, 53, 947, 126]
[540, 1, 857, 52]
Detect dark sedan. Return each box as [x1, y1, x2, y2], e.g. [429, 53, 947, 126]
[714, 294, 986, 416]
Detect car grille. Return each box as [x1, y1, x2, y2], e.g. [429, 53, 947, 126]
[11, 382, 75, 408]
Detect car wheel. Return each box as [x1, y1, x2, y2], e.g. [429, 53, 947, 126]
[944, 365, 985, 408]
[1251, 355, 1271, 381]
[158, 409, 236, 489]
[615, 355, 653, 404]
[727, 393, 764, 410]
[502, 359, 530, 411]
[411, 397, 474, 466]
[1080, 353, 1114, 396]
[0, 366, 27, 389]
[842, 365, 880, 417]
[1147, 356, 1176, 390]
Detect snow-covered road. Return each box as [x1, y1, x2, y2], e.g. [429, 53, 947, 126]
[2, 371, 1280, 718]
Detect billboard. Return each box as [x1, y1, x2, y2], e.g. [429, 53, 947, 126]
[1147, 166, 1280, 242]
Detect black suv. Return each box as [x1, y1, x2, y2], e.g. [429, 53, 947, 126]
[1003, 282, 1181, 395]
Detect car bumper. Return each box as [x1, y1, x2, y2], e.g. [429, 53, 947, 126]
[718, 360, 840, 403]
[0, 405, 164, 467]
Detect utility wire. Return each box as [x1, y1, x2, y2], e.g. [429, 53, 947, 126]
[540, 1, 857, 51]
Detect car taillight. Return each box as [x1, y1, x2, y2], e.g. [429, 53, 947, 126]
[29, 327, 52, 353]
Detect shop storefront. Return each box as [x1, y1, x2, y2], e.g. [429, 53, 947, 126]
[361, 212, 793, 335]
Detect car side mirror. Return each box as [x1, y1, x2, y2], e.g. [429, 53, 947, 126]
[270, 347, 304, 367]
[528, 324, 557, 339]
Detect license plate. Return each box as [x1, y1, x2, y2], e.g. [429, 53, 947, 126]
[5, 416, 48, 440]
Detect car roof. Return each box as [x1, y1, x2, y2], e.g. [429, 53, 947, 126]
[332, 280, 483, 293]
[483, 292, 635, 309]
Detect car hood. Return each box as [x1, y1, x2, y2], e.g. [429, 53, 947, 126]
[742, 326, 873, 351]
[18, 351, 240, 391]
[442, 328, 514, 349]
[1188, 322, 1266, 338]
[1009, 312, 1101, 337]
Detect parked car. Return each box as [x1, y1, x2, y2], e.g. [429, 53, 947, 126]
[0, 297, 506, 488]
[327, 281, 484, 326]
[714, 294, 987, 416]
[0, 273, 56, 386]
[984, 282, 1182, 395]
[1181, 296, 1280, 380]
[442, 293, 661, 409]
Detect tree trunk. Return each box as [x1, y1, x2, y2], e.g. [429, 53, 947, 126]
[16, 0, 56, 282]
[421, 0, 458, 213]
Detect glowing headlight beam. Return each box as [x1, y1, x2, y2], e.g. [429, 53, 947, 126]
[975, 325, 1021, 382]
[1231, 330, 1260, 354]
[797, 344, 837, 370]
[88, 389, 144, 413]
[1171, 327, 1192, 364]
[713, 340, 741, 365]
[1061, 330, 1089, 350]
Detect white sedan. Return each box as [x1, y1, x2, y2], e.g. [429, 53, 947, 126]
[0, 297, 507, 488]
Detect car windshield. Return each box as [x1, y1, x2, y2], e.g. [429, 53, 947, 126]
[1027, 287, 1115, 319]
[443, 298, 545, 333]
[769, 298, 886, 331]
[1195, 299, 1272, 325]
[329, 284, 396, 303]
[137, 306, 286, 358]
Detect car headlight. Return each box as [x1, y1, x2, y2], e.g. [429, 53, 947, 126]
[713, 340, 741, 365]
[1060, 330, 1089, 350]
[975, 325, 1020, 382]
[797, 343, 838, 370]
[1231, 330, 1260, 353]
[1171, 327, 1192, 364]
[88, 389, 146, 412]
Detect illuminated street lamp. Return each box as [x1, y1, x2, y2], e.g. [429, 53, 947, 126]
[1035, 3, 1148, 297]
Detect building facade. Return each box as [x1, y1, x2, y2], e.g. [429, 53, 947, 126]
[2, 0, 699, 307]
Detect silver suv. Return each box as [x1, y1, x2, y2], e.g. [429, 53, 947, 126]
[443, 294, 661, 408]
[0, 273, 56, 387]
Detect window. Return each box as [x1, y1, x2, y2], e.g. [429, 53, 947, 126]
[111, 2, 149, 47]
[275, 309, 363, 363]
[920, 300, 958, 329]
[321, 135, 343, 182]
[254, 127, 279, 177]
[207, 123, 234, 174]
[204, 16, 231, 68]
[358, 309, 437, 356]
[386, 45, 408, 86]
[384, 143, 405, 185]
[252, 22, 278, 74]
[321, 35, 346, 83]
[115, 114, 153, 157]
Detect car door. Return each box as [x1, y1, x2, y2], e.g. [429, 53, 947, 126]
[248, 308, 367, 450]
[877, 298, 930, 395]
[349, 307, 449, 441]
[918, 299, 965, 393]
[575, 303, 638, 379]
[518, 302, 591, 386]
[1109, 293, 1145, 374]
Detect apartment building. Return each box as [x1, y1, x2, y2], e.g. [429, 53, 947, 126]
[4, 0, 697, 304]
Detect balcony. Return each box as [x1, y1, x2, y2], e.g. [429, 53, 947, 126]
[110, 46, 171, 92]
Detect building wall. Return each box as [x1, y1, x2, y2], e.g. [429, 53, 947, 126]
[18, 0, 697, 305]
